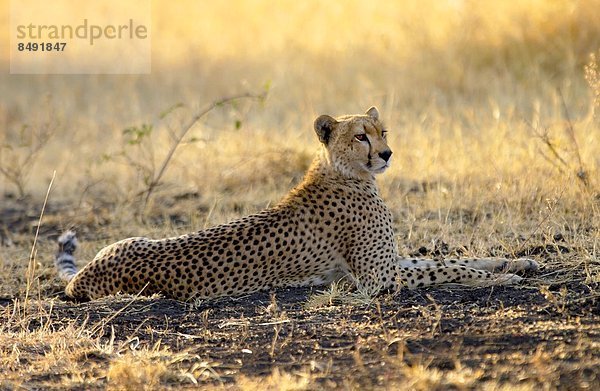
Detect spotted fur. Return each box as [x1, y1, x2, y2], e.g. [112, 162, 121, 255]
[55, 107, 538, 300]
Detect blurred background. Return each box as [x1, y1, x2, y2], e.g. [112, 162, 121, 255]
[0, 0, 599, 217]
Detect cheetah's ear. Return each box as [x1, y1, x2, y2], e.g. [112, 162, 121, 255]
[314, 114, 338, 145]
[365, 106, 379, 121]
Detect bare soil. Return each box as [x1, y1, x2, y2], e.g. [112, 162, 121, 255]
[1, 197, 599, 389]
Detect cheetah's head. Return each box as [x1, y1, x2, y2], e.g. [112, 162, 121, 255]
[314, 106, 392, 179]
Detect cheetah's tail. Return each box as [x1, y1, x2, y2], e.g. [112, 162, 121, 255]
[55, 230, 79, 282]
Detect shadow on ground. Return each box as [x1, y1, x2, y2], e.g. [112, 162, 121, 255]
[7, 279, 597, 389]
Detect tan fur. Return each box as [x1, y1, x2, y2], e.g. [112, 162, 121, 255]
[56, 107, 537, 301]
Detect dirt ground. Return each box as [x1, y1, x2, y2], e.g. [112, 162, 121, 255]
[38, 282, 600, 388]
[1, 197, 599, 390]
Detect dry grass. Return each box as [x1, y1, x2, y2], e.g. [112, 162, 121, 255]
[1, 0, 600, 389]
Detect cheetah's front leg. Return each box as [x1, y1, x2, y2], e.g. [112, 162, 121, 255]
[394, 264, 523, 288]
[397, 257, 539, 273]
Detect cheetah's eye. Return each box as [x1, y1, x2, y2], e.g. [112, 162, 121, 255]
[354, 134, 368, 142]
[382, 131, 387, 138]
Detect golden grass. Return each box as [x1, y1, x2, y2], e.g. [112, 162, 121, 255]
[1, 0, 600, 389]
[1, 0, 599, 201]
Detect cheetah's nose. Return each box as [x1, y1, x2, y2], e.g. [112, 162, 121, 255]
[379, 150, 393, 162]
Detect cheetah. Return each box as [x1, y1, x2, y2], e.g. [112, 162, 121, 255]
[55, 107, 538, 301]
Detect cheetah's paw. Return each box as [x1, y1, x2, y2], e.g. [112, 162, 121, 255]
[495, 273, 523, 285]
[494, 258, 539, 273]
